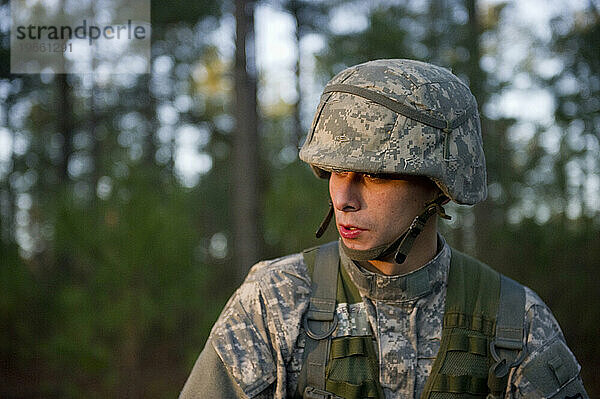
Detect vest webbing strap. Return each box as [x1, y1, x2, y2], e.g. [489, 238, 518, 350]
[495, 275, 526, 351]
[326, 379, 380, 399]
[443, 311, 495, 335]
[302, 242, 340, 398]
[431, 374, 489, 395]
[446, 333, 488, 356]
[487, 275, 526, 398]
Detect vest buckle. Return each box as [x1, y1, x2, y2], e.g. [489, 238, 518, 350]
[303, 386, 344, 399]
[303, 313, 338, 340]
[489, 338, 527, 375]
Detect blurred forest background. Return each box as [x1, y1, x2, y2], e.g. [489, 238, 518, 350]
[0, 0, 598, 397]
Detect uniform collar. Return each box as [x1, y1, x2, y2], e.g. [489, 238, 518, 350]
[339, 234, 450, 301]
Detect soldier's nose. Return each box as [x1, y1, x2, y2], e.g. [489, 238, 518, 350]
[329, 172, 361, 212]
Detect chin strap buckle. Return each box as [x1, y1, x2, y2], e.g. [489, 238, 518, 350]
[394, 194, 451, 264]
[423, 194, 452, 219]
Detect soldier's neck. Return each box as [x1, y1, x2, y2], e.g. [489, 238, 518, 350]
[360, 225, 438, 276]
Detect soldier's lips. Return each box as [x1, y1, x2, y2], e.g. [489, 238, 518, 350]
[338, 224, 366, 239]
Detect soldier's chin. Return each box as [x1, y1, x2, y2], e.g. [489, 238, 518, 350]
[340, 237, 374, 250]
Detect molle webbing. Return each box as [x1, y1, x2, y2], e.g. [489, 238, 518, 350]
[327, 263, 381, 399]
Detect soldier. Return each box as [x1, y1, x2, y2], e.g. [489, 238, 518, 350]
[180, 59, 588, 399]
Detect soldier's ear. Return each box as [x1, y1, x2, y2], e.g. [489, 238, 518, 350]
[421, 178, 443, 199]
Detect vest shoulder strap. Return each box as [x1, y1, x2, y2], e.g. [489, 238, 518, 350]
[443, 248, 501, 332]
[298, 241, 342, 399]
[421, 248, 526, 399]
[488, 274, 527, 397]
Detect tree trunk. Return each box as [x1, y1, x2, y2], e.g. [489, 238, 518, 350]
[465, 0, 491, 259]
[57, 74, 73, 185]
[90, 81, 102, 195]
[290, 0, 303, 147]
[141, 73, 158, 175]
[465, 0, 483, 104]
[232, 0, 260, 283]
[0, 87, 15, 244]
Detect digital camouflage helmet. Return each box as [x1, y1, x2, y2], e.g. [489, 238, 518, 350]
[300, 59, 487, 263]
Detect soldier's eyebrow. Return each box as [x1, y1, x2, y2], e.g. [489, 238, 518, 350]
[364, 173, 410, 180]
[330, 169, 412, 181]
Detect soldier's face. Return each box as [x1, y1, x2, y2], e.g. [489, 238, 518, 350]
[329, 171, 437, 251]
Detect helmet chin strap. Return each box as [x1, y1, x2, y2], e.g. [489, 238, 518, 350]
[315, 200, 334, 239]
[317, 195, 451, 264]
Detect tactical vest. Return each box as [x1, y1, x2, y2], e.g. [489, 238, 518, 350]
[295, 242, 526, 399]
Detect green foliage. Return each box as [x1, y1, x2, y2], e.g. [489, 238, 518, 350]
[263, 158, 334, 257]
[316, 6, 413, 78]
[0, 243, 51, 397]
[151, 0, 221, 26]
[260, 108, 335, 257]
[2, 169, 223, 397]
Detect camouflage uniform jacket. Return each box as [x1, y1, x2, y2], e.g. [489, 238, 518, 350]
[180, 236, 588, 398]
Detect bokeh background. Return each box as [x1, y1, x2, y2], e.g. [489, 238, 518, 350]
[1, 0, 598, 397]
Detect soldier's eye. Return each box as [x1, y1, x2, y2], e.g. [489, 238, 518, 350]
[363, 173, 410, 182]
[331, 170, 350, 177]
[363, 173, 386, 181]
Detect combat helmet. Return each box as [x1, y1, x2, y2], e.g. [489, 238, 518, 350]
[299, 59, 487, 263]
